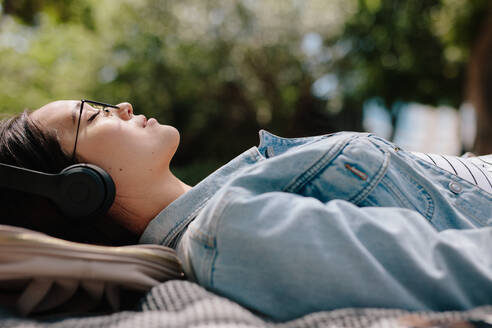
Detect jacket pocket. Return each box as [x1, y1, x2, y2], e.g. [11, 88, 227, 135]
[360, 151, 435, 221]
[297, 135, 390, 204]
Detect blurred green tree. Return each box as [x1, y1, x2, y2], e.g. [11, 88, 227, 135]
[2, 0, 95, 28]
[325, 0, 490, 146]
[1, 0, 491, 183]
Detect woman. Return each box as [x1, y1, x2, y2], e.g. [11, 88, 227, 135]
[1, 99, 492, 321]
[0, 100, 191, 244]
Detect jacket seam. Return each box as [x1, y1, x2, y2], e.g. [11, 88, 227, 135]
[162, 197, 211, 247]
[350, 149, 390, 205]
[283, 135, 356, 193]
[207, 188, 245, 288]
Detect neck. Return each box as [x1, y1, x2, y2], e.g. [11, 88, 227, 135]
[109, 169, 192, 236]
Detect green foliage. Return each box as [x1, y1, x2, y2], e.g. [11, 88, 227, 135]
[0, 0, 489, 180]
[2, 0, 95, 28]
[328, 0, 489, 133]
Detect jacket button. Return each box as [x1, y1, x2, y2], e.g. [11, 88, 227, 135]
[449, 181, 463, 194]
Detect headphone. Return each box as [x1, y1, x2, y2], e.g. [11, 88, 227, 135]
[0, 163, 115, 222]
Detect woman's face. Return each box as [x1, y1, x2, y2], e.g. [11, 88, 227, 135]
[31, 100, 180, 179]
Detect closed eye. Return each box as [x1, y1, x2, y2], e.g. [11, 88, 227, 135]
[87, 110, 100, 122]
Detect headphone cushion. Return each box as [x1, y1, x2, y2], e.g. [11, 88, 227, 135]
[58, 164, 115, 220]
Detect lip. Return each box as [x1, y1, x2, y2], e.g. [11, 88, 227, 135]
[146, 118, 157, 127]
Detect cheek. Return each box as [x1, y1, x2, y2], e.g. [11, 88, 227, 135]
[78, 123, 180, 171]
[77, 126, 130, 164]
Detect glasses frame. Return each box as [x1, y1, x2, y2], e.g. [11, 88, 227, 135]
[72, 99, 120, 161]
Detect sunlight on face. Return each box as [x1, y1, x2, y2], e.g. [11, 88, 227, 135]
[31, 100, 180, 184]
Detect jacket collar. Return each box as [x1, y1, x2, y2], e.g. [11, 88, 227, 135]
[139, 133, 267, 246]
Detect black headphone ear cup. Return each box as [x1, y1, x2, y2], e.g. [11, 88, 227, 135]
[57, 164, 115, 221]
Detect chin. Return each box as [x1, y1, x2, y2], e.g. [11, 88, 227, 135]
[171, 129, 180, 153]
[166, 125, 180, 145]
[158, 125, 180, 158]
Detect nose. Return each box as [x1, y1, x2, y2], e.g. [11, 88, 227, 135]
[116, 102, 133, 120]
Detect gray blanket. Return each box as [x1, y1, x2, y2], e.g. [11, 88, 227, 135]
[1, 280, 491, 328]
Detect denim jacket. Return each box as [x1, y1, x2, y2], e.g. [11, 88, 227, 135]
[140, 130, 492, 321]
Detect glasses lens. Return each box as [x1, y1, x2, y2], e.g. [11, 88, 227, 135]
[86, 102, 114, 116]
[73, 100, 117, 160]
[92, 103, 106, 110]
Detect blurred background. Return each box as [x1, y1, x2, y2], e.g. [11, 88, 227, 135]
[1, 0, 491, 184]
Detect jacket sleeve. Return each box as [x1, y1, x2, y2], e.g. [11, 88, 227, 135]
[202, 187, 492, 321]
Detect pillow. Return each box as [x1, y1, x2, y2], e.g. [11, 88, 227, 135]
[0, 225, 183, 316]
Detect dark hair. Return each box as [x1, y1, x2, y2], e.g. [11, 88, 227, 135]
[0, 110, 138, 245]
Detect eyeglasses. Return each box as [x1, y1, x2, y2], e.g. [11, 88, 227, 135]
[72, 99, 120, 161]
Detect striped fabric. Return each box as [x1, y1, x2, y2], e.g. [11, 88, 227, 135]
[411, 152, 492, 194]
